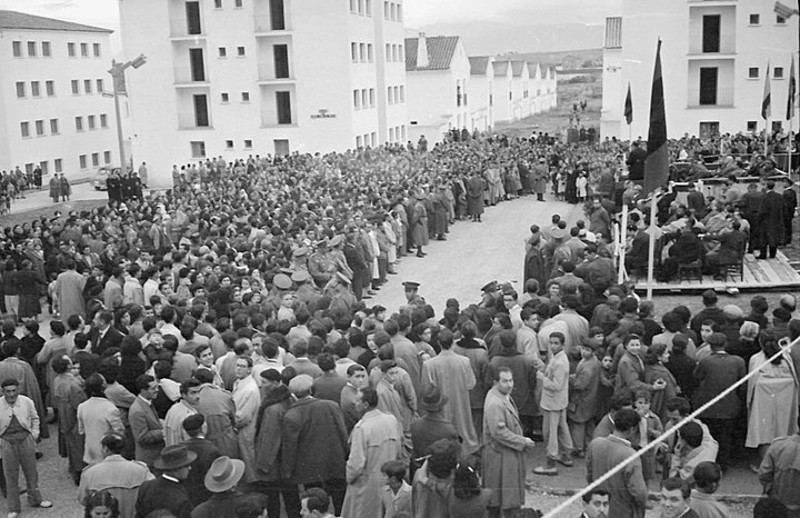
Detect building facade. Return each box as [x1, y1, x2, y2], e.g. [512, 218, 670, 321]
[119, 0, 408, 187]
[0, 10, 115, 182]
[468, 56, 494, 132]
[601, 0, 799, 140]
[404, 34, 471, 143]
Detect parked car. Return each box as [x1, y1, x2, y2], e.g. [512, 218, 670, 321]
[92, 167, 114, 190]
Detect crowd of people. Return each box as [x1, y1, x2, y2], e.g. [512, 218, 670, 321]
[0, 132, 796, 518]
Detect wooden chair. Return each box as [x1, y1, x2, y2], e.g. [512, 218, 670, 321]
[678, 258, 703, 283]
[725, 243, 746, 282]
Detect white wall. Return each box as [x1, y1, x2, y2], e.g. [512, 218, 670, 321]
[0, 27, 115, 181]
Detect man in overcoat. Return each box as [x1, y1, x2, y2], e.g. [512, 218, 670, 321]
[758, 180, 785, 259]
[129, 374, 165, 468]
[341, 387, 403, 518]
[586, 408, 648, 518]
[281, 375, 349, 516]
[482, 366, 536, 518]
[54, 259, 85, 320]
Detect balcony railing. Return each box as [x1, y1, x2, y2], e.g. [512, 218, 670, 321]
[687, 87, 734, 107]
[688, 34, 736, 55]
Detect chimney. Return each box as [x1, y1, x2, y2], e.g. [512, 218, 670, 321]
[417, 32, 429, 68]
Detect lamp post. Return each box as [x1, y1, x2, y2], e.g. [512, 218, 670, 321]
[108, 54, 146, 174]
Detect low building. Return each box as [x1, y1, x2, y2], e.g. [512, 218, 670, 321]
[0, 10, 115, 183]
[468, 56, 494, 132]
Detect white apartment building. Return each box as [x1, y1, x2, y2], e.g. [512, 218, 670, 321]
[0, 10, 115, 181]
[119, 0, 408, 187]
[404, 34, 471, 142]
[601, 0, 799, 140]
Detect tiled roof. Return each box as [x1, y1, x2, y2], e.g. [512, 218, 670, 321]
[511, 60, 528, 77]
[405, 35, 460, 71]
[604, 17, 622, 49]
[492, 60, 510, 76]
[469, 56, 491, 75]
[0, 10, 111, 33]
[527, 62, 541, 79]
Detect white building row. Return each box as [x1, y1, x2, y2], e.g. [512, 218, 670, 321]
[404, 33, 558, 143]
[601, 0, 799, 140]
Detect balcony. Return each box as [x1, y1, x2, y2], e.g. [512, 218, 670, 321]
[169, 18, 206, 40]
[173, 65, 211, 88]
[688, 34, 735, 57]
[687, 87, 734, 108]
[254, 15, 292, 35]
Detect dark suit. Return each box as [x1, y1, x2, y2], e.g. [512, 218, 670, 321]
[183, 437, 221, 507]
[758, 190, 785, 257]
[90, 326, 124, 357]
[190, 492, 236, 518]
[311, 372, 347, 403]
[281, 397, 348, 514]
[129, 397, 165, 467]
[783, 187, 797, 244]
[136, 475, 193, 518]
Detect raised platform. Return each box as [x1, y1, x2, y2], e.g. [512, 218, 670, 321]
[631, 251, 800, 294]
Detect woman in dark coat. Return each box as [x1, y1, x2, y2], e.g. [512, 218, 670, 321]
[15, 259, 46, 320]
[48, 176, 60, 203]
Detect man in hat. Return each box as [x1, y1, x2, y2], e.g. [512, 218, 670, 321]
[524, 225, 548, 289]
[77, 433, 154, 518]
[483, 367, 536, 518]
[291, 247, 309, 273]
[282, 374, 349, 515]
[410, 385, 460, 462]
[308, 239, 338, 288]
[343, 227, 369, 300]
[402, 281, 425, 308]
[293, 270, 322, 311]
[190, 456, 245, 518]
[420, 328, 479, 456]
[182, 413, 221, 507]
[135, 444, 197, 518]
[341, 386, 403, 518]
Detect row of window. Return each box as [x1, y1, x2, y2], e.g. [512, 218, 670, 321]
[75, 114, 110, 132]
[748, 13, 788, 25]
[71, 79, 105, 95]
[190, 138, 291, 159]
[356, 132, 377, 149]
[383, 1, 402, 22]
[20, 119, 60, 138]
[15, 80, 56, 99]
[220, 92, 251, 103]
[388, 125, 407, 143]
[385, 43, 404, 63]
[190, 91, 292, 128]
[224, 139, 254, 149]
[11, 41, 52, 58]
[67, 42, 102, 58]
[212, 0, 244, 8]
[217, 46, 247, 58]
[351, 42, 374, 63]
[350, 0, 373, 17]
[353, 88, 376, 110]
[748, 66, 786, 79]
[387, 85, 405, 104]
[80, 151, 113, 170]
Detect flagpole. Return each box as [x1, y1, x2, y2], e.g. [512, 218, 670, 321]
[646, 196, 657, 300]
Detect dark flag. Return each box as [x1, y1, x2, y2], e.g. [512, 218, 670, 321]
[643, 39, 668, 195]
[788, 57, 796, 121]
[624, 82, 633, 125]
[762, 61, 771, 120]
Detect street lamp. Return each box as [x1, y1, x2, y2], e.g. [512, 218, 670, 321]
[108, 54, 146, 175]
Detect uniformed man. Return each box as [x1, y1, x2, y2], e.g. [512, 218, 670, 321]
[291, 247, 309, 273]
[402, 281, 425, 307]
[264, 273, 293, 316]
[308, 239, 337, 289]
[292, 270, 322, 313]
[478, 280, 500, 308]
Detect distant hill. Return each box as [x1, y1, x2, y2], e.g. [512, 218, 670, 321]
[495, 49, 603, 70]
[405, 22, 605, 57]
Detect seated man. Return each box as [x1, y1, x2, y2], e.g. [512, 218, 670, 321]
[704, 219, 746, 279]
[660, 221, 703, 282]
[669, 421, 718, 484]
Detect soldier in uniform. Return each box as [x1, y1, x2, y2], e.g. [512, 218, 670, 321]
[264, 273, 293, 317]
[292, 270, 322, 314]
[308, 239, 338, 289]
[402, 281, 425, 308]
[290, 247, 309, 273]
[106, 169, 121, 203]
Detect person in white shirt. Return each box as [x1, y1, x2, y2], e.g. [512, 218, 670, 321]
[233, 356, 260, 482]
[163, 379, 203, 447]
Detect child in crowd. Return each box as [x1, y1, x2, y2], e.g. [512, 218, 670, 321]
[380, 459, 412, 518]
[634, 389, 664, 483]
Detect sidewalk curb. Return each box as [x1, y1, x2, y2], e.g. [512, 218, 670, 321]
[526, 483, 761, 504]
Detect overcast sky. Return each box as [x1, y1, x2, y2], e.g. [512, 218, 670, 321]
[0, 0, 620, 53]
